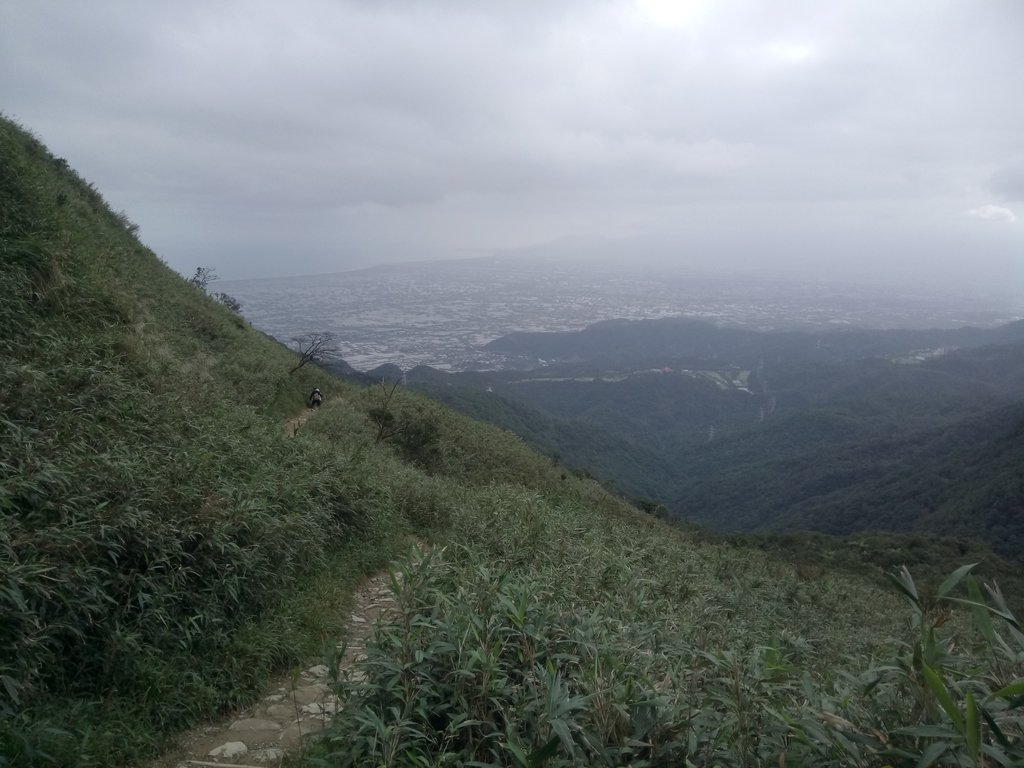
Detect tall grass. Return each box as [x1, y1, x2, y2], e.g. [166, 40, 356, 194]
[304, 391, 1024, 766]
[0, 117, 397, 764]
[314, 539, 1024, 766]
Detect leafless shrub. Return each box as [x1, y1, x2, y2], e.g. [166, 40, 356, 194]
[212, 292, 242, 312]
[289, 332, 338, 374]
[369, 379, 405, 443]
[189, 267, 217, 292]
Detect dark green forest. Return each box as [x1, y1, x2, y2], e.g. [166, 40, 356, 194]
[408, 324, 1024, 558]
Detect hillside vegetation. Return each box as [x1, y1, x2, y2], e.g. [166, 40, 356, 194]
[0, 117, 402, 762]
[4, 117, 1024, 766]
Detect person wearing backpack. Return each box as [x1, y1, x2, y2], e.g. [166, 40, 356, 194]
[309, 388, 323, 408]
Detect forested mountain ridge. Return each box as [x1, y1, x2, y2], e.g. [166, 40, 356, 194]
[410, 380, 675, 500]
[411, 331, 1024, 557]
[669, 400, 1024, 547]
[767, 406, 1024, 547]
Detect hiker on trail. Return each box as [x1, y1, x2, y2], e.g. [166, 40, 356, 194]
[309, 388, 323, 408]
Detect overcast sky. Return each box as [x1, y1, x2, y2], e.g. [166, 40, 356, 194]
[2, 0, 1022, 289]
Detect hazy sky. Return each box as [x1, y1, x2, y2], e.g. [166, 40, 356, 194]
[2, 0, 1022, 288]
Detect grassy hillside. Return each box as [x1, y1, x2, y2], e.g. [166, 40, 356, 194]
[409, 380, 674, 500]
[5, 117, 1024, 766]
[0, 117, 405, 762]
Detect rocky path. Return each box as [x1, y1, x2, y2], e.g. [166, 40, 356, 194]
[148, 571, 397, 768]
[284, 404, 320, 438]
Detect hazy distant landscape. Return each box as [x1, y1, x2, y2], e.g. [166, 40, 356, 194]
[216, 258, 1024, 561]
[222, 258, 1023, 372]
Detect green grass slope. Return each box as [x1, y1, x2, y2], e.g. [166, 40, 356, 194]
[0, 117, 406, 763]
[5, 117, 1024, 766]
[408, 380, 675, 500]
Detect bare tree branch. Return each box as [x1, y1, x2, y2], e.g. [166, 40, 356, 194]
[189, 267, 218, 292]
[369, 378, 406, 443]
[289, 332, 338, 374]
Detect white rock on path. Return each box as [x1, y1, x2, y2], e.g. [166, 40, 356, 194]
[208, 741, 248, 758]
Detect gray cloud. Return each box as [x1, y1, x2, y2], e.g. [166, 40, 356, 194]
[966, 205, 1018, 223]
[2, 0, 1022, 286]
[990, 159, 1024, 201]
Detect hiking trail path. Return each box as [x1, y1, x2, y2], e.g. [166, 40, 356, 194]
[148, 402, 397, 768]
[147, 571, 396, 768]
[284, 402, 321, 437]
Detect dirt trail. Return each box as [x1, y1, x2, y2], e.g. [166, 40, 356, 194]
[148, 571, 397, 768]
[283, 404, 320, 437]
[149, 402, 394, 768]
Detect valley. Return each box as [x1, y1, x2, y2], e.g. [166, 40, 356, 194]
[399, 321, 1024, 557]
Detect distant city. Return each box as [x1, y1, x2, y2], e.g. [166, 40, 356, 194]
[219, 258, 1024, 372]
